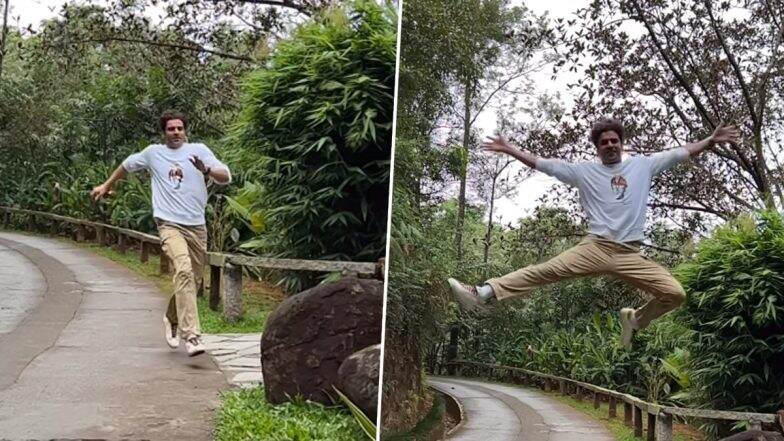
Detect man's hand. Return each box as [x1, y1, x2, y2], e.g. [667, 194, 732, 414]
[709, 123, 741, 146]
[481, 135, 538, 169]
[189, 155, 209, 175]
[481, 136, 515, 155]
[684, 122, 742, 157]
[90, 184, 110, 201]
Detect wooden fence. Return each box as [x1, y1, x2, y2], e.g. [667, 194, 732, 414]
[0, 206, 381, 322]
[445, 360, 783, 441]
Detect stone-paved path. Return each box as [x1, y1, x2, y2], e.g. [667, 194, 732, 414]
[0, 232, 228, 441]
[430, 376, 615, 441]
[203, 333, 263, 388]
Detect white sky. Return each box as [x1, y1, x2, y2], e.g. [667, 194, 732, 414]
[474, 0, 585, 225]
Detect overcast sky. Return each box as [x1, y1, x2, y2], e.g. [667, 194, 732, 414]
[473, 0, 586, 225]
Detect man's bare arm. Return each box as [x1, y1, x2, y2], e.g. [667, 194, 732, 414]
[481, 136, 539, 169]
[683, 123, 741, 157]
[90, 164, 127, 201]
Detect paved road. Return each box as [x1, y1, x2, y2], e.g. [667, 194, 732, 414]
[0, 232, 227, 441]
[430, 376, 615, 441]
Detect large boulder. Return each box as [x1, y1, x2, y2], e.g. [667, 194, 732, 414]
[719, 431, 784, 441]
[261, 276, 383, 404]
[338, 344, 380, 420]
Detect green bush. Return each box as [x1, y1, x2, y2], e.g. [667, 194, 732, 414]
[677, 210, 784, 413]
[229, 0, 396, 276]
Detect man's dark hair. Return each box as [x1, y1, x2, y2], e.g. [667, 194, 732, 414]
[159, 110, 188, 133]
[590, 118, 624, 146]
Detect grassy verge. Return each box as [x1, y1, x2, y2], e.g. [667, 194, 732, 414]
[547, 392, 707, 441]
[214, 387, 367, 441]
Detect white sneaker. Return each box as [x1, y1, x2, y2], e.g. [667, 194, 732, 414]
[163, 316, 179, 349]
[186, 336, 206, 357]
[619, 308, 638, 350]
[448, 278, 488, 313]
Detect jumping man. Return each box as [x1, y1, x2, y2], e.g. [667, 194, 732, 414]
[448, 118, 740, 349]
[91, 111, 232, 356]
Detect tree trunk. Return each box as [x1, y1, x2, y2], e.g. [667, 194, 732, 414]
[456, 81, 472, 264]
[483, 167, 498, 265]
[0, 0, 10, 82]
[380, 332, 431, 435]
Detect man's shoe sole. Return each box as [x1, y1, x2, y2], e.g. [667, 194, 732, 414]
[187, 348, 205, 357]
[448, 278, 484, 313]
[619, 308, 635, 350]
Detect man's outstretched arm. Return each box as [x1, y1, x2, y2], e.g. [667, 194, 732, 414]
[481, 136, 539, 169]
[683, 123, 741, 157]
[90, 164, 127, 201]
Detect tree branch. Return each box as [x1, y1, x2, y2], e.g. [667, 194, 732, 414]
[79, 36, 255, 62]
[631, 0, 715, 128]
[217, 0, 312, 16]
[704, 0, 759, 130]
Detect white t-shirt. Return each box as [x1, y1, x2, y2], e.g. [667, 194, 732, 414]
[122, 143, 231, 226]
[536, 148, 689, 243]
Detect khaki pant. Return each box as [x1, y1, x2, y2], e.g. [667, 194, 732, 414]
[157, 220, 207, 340]
[486, 235, 685, 329]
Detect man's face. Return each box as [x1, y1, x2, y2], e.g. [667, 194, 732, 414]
[596, 130, 622, 165]
[164, 119, 186, 149]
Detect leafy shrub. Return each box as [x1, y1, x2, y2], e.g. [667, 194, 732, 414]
[677, 211, 784, 413]
[229, 0, 396, 275]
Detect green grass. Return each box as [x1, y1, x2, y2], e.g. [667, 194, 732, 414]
[215, 387, 367, 441]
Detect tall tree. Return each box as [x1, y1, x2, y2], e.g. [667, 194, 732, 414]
[0, 0, 9, 80]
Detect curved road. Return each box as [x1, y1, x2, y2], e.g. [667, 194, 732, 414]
[0, 232, 226, 440]
[430, 376, 614, 441]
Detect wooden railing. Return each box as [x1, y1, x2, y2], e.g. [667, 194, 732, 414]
[0, 206, 382, 322]
[445, 360, 783, 441]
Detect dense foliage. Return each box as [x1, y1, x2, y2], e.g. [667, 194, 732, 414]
[678, 211, 784, 413]
[229, 0, 395, 263]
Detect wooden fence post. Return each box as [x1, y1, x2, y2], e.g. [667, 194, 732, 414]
[75, 225, 86, 242]
[222, 263, 243, 323]
[96, 226, 105, 245]
[634, 406, 643, 437]
[647, 412, 656, 441]
[656, 412, 673, 441]
[50, 220, 58, 236]
[624, 402, 633, 426]
[609, 396, 617, 418]
[140, 242, 149, 263]
[209, 264, 222, 311]
[748, 419, 762, 431]
[559, 380, 566, 395]
[593, 392, 600, 409]
[117, 233, 127, 254]
[575, 385, 582, 402]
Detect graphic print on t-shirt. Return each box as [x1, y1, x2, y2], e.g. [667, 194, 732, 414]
[167, 163, 184, 190]
[610, 174, 627, 200]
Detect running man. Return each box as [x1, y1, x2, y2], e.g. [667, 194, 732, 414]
[449, 118, 740, 348]
[91, 110, 232, 356]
